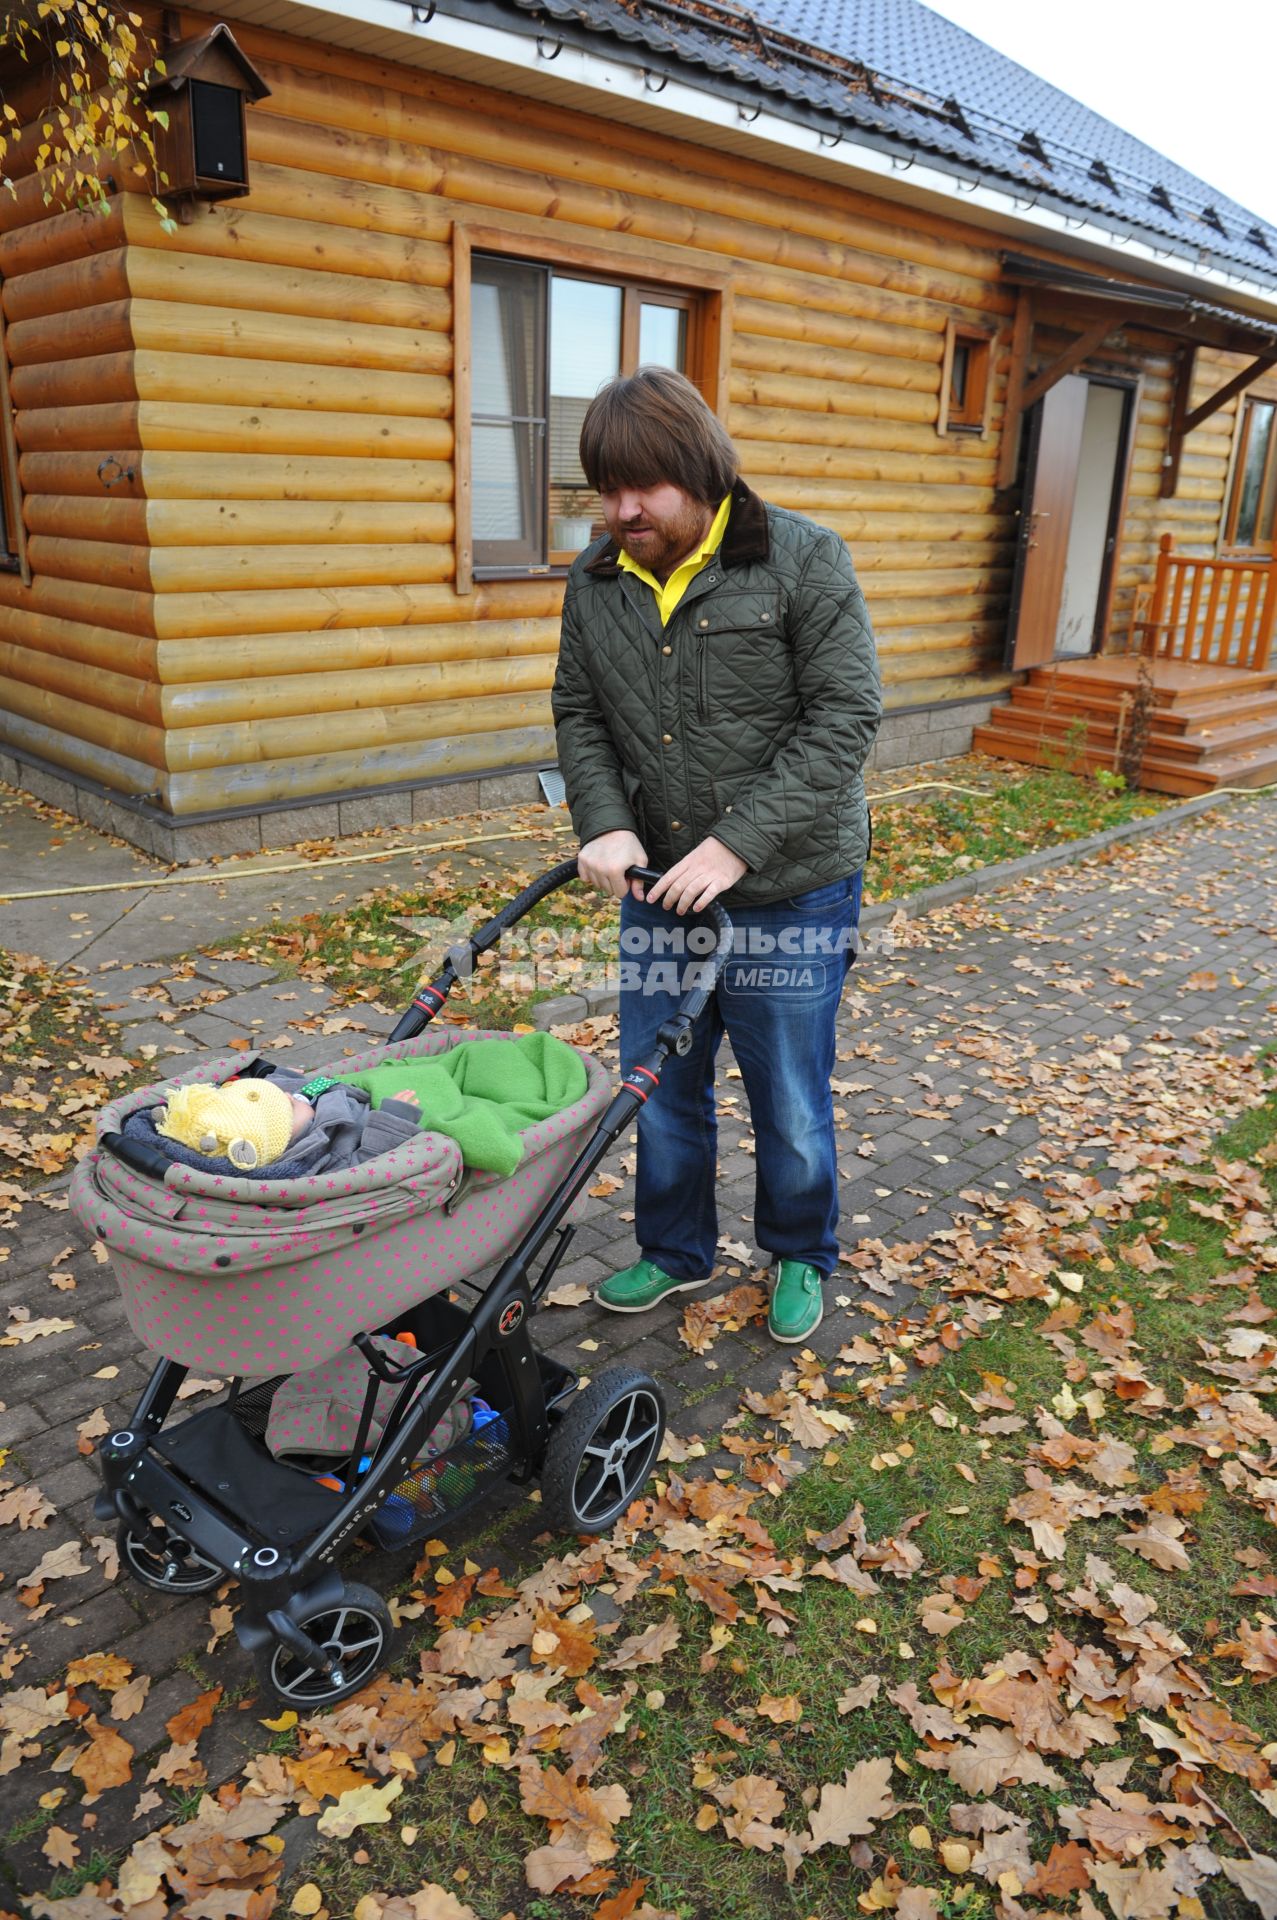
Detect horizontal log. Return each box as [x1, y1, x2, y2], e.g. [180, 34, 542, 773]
[123, 191, 452, 287]
[27, 536, 152, 594]
[15, 403, 142, 456]
[733, 438, 996, 487]
[165, 717, 556, 813]
[2, 249, 130, 324]
[8, 299, 452, 377]
[0, 198, 125, 278]
[151, 577, 565, 640]
[0, 639, 163, 726]
[20, 451, 452, 503]
[729, 370, 937, 425]
[818, 511, 1011, 543]
[0, 674, 166, 770]
[0, 606, 158, 679]
[23, 496, 147, 544]
[852, 542, 1013, 572]
[733, 331, 939, 389]
[250, 103, 1001, 311]
[126, 403, 453, 460]
[882, 645, 1000, 685]
[155, 616, 559, 684]
[730, 405, 955, 455]
[13, 351, 452, 419]
[23, 496, 455, 547]
[876, 623, 1003, 659]
[165, 686, 554, 771]
[0, 568, 156, 638]
[160, 653, 554, 727]
[862, 567, 1012, 600]
[871, 594, 1008, 630]
[0, 707, 161, 800]
[733, 293, 940, 357]
[763, 475, 992, 515]
[727, 260, 1005, 332]
[124, 247, 451, 333]
[31, 537, 457, 595]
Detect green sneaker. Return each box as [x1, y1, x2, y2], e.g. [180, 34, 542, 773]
[767, 1260, 824, 1344]
[596, 1258, 708, 1314]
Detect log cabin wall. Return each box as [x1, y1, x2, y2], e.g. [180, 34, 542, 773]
[0, 9, 1261, 820]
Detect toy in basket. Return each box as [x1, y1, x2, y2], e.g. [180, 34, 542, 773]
[71, 861, 731, 1708]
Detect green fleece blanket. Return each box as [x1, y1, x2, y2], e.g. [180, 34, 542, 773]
[340, 1032, 588, 1177]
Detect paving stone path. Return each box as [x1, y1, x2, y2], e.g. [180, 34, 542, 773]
[1, 794, 1274, 1898]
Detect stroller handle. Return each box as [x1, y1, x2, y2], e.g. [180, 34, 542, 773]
[390, 857, 734, 1043]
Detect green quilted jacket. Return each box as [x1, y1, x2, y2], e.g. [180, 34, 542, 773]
[551, 481, 883, 907]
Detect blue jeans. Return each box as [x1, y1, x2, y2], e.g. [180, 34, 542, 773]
[619, 873, 862, 1282]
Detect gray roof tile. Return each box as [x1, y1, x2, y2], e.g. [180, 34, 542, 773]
[470, 0, 1277, 290]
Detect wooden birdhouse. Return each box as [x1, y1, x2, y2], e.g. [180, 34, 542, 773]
[146, 24, 271, 212]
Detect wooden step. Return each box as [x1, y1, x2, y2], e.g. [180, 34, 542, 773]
[984, 703, 1277, 766]
[1026, 659, 1277, 709]
[972, 725, 1214, 796]
[1010, 682, 1277, 733]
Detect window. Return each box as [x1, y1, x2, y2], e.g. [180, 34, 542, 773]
[1224, 397, 1277, 554]
[938, 320, 994, 436]
[455, 229, 729, 587]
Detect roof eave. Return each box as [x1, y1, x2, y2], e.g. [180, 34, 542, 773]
[205, 0, 1277, 322]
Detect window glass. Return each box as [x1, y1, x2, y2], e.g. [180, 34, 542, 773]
[639, 302, 686, 370]
[1234, 400, 1275, 549]
[549, 279, 622, 551]
[950, 342, 970, 414]
[472, 259, 546, 563]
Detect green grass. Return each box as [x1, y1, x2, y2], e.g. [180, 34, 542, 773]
[284, 1081, 1277, 1920]
[869, 751, 1167, 901]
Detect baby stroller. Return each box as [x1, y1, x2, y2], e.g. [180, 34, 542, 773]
[72, 860, 731, 1708]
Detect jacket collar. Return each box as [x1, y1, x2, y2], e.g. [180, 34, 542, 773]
[582, 479, 769, 578]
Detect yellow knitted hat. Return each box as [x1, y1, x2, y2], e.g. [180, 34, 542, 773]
[156, 1080, 295, 1170]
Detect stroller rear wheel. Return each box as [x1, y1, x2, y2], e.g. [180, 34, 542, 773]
[118, 1517, 224, 1595]
[256, 1582, 392, 1709]
[543, 1367, 666, 1534]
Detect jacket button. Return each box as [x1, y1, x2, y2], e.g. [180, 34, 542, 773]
[698, 619, 709, 629]
[662, 733, 672, 744]
[671, 820, 682, 830]
[662, 644, 672, 655]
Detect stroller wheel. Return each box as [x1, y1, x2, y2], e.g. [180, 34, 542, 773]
[543, 1366, 666, 1534]
[118, 1518, 225, 1595]
[256, 1582, 392, 1709]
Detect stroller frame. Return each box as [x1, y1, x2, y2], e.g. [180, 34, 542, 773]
[92, 860, 732, 1705]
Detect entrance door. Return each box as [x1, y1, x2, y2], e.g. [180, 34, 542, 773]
[1005, 374, 1134, 671]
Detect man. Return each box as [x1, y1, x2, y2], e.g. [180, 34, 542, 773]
[552, 367, 881, 1344]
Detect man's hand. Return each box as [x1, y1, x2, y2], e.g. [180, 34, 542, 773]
[644, 836, 747, 915]
[578, 829, 648, 900]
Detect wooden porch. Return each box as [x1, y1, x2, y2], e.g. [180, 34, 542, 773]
[973, 538, 1277, 795]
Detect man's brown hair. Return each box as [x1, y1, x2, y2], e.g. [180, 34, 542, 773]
[578, 366, 738, 504]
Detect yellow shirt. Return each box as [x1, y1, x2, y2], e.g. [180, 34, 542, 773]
[616, 494, 732, 627]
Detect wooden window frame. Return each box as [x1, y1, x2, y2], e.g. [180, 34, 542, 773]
[454, 223, 732, 593]
[1221, 393, 1277, 558]
[937, 318, 996, 438]
[0, 285, 28, 582]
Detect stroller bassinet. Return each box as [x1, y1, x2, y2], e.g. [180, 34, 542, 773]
[74, 860, 732, 1707]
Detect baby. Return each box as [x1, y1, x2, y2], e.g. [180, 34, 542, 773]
[144, 1071, 428, 1177]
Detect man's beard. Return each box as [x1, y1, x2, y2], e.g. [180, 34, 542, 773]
[610, 498, 714, 580]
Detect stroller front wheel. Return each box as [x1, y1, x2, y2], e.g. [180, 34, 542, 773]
[118, 1518, 225, 1596]
[543, 1367, 666, 1534]
[256, 1582, 393, 1709]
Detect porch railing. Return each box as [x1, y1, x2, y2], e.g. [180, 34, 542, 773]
[1129, 533, 1276, 671]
